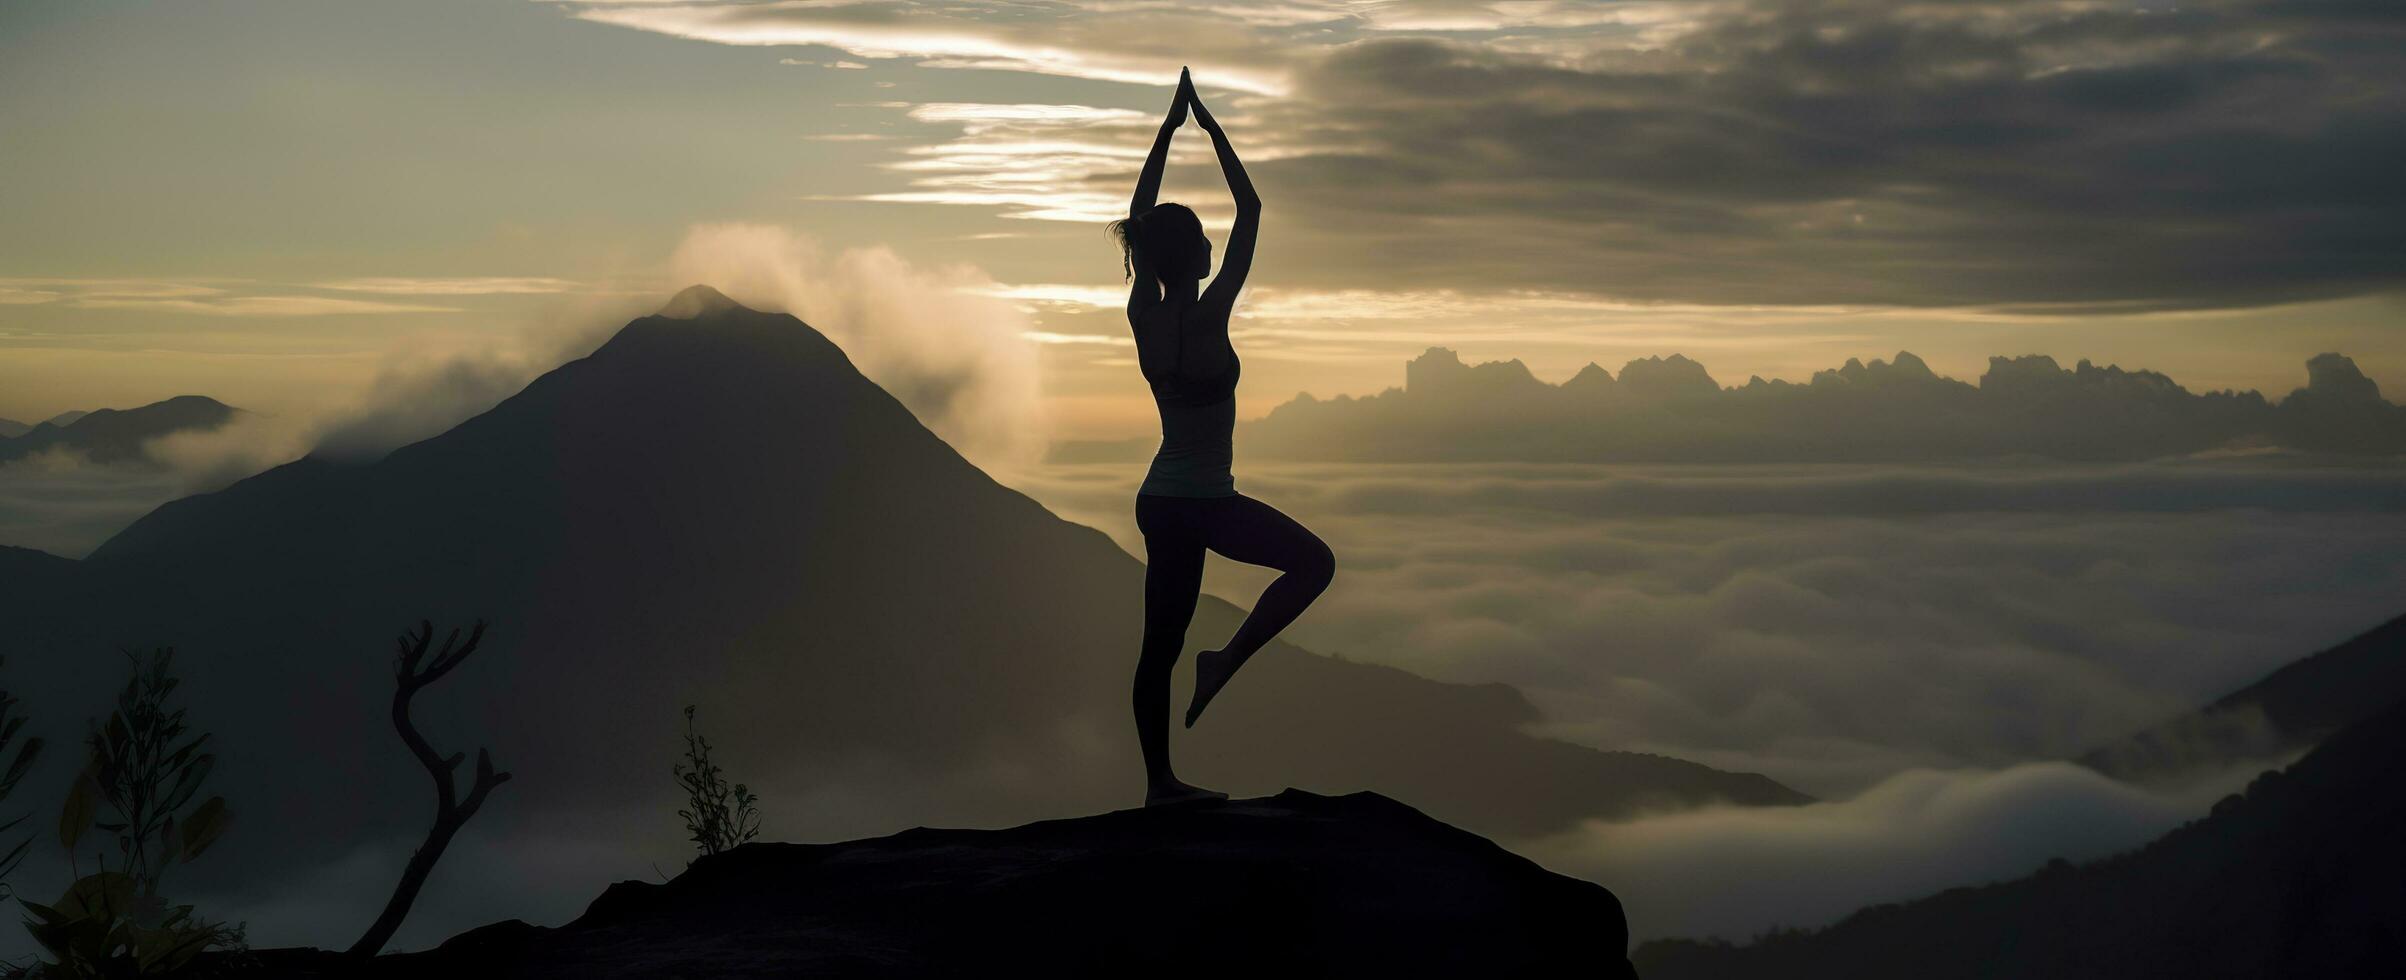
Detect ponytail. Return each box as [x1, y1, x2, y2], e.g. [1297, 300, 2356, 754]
[1106, 213, 1146, 281]
[1107, 203, 1202, 285]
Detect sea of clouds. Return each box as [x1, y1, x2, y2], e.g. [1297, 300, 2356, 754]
[1002, 456, 2406, 939]
[10, 266, 2405, 947]
[1009, 458, 2406, 787]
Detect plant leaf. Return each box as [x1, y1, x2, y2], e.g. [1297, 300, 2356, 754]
[180, 796, 230, 861]
[59, 764, 99, 853]
[0, 734, 43, 795]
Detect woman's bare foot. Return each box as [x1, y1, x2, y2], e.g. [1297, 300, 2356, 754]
[1145, 778, 1228, 807]
[1185, 648, 1243, 728]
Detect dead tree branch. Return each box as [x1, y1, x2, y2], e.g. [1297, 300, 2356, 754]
[348, 619, 510, 958]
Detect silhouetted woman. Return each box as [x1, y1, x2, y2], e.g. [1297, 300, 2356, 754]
[1108, 68, 1335, 807]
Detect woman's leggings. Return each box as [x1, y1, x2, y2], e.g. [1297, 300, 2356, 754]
[1133, 492, 1336, 782]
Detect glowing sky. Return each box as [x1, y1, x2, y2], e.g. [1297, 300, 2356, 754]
[4, 0, 2401, 441]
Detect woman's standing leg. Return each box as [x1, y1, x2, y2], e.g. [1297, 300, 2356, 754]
[1186, 494, 1335, 727]
[1134, 496, 1224, 804]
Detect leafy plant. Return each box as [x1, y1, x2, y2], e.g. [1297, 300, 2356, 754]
[18, 872, 240, 978]
[672, 705, 759, 860]
[18, 649, 243, 978]
[57, 650, 227, 896]
[0, 656, 46, 900]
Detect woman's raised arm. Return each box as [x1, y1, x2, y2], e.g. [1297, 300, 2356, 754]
[1129, 67, 1191, 219]
[1192, 84, 1259, 315]
[1121, 69, 1189, 320]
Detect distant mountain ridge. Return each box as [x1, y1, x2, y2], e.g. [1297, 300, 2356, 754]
[0, 395, 238, 465]
[0, 410, 99, 438]
[1635, 695, 2406, 979]
[1242, 348, 2406, 462]
[0, 287, 1799, 947]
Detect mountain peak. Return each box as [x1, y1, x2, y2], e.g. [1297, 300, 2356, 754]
[0, 394, 240, 467]
[657, 284, 748, 319]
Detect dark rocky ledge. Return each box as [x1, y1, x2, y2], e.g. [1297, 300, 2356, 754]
[242, 789, 1635, 979]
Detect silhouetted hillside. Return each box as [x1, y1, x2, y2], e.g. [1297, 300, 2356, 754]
[0, 418, 26, 439]
[2081, 613, 2406, 783]
[0, 394, 238, 465]
[240, 789, 1637, 979]
[0, 287, 1798, 944]
[0, 544, 76, 581]
[1243, 348, 2406, 462]
[1635, 697, 2406, 979]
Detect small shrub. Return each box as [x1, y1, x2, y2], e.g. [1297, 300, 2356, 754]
[18, 872, 242, 979]
[0, 655, 45, 899]
[672, 705, 760, 860]
[19, 649, 243, 978]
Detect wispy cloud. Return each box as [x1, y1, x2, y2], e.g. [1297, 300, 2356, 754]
[312, 276, 583, 295]
[964, 282, 1129, 308]
[0, 277, 234, 300]
[550, 0, 1295, 95]
[0, 278, 460, 315]
[1022, 330, 1130, 346]
[811, 101, 1161, 222]
[68, 295, 461, 316]
[818, 99, 1321, 223]
[0, 276, 553, 312]
[667, 223, 1048, 466]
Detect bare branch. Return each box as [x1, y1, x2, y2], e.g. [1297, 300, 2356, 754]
[352, 617, 508, 959]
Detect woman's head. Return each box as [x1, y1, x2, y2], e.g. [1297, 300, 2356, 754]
[1108, 203, 1212, 286]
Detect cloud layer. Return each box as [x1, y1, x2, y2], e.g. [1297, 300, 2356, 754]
[1521, 758, 2271, 942]
[1259, 0, 2406, 308]
[1001, 454, 2405, 942]
[1006, 457, 2406, 795]
[563, 0, 2406, 310]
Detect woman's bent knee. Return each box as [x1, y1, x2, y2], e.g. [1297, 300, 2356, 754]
[1296, 539, 1335, 592]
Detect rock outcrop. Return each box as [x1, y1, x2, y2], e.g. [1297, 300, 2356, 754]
[247, 789, 1637, 979]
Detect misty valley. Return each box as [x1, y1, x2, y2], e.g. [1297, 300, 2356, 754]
[1, 294, 2401, 977]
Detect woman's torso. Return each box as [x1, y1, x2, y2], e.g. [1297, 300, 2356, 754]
[1132, 302, 1240, 498]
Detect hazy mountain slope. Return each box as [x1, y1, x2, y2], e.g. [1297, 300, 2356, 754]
[2081, 612, 2406, 782]
[1635, 696, 2406, 979]
[0, 395, 237, 465]
[0, 289, 1798, 941]
[0, 544, 78, 597]
[0, 418, 27, 439]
